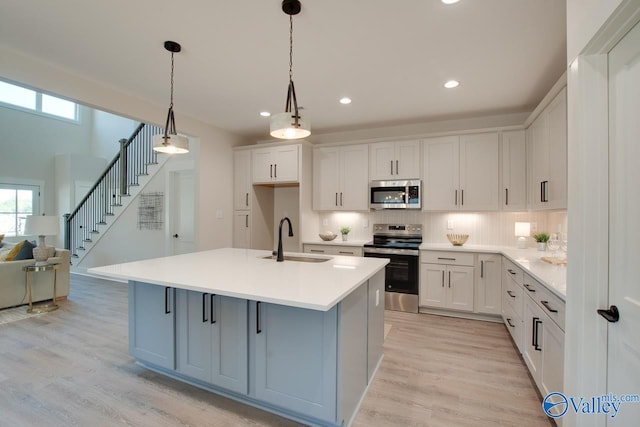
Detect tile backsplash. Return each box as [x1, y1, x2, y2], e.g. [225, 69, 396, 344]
[318, 210, 567, 248]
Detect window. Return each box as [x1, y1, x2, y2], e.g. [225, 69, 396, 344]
[0, 79, 78, 121]
[0, 184, 40, 237]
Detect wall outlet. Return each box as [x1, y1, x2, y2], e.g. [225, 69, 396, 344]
[447, 220, 454, 230]
[322, 218, 329, 227]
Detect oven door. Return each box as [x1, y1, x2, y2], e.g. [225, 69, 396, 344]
[363, 248, 419, 294]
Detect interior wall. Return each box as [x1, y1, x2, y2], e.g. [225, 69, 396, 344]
[0, 44, 245, 252]
[91, 109, 138, 160]
[317, 210, 567, 249]
[273, 187, 300, 252]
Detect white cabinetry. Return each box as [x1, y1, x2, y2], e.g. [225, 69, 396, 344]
[313, 144, 368, 211]
[475, 253, 502, 315]
[501, 130, 527, 211]
[233, 150, 252, 210]
[252, 145, 299, 184]
[528, 87, 567, 210]
[419, 251, 474, 311]
[303, 244, 363, 257]
[233, 211, 251, 249]
[423, 133, 499, 211]
[502, 258, 525, 353]
[369, 140, 421, 180]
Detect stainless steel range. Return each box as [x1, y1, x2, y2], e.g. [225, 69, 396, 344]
[363, 224, 422, 313]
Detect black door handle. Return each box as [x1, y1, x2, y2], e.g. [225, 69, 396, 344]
[173, 234, 179, 238]
[165, 287, 171, 314]
[202, 293, 208, 323]
[256, 301, 262, 334]
[210, 294, 217, 324]
[597, 305, 620, 323]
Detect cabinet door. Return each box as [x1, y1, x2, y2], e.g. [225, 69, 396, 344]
[475, 254, 502, 315]
[529, 113, 549, 210]
[423, 136, 459, 211]
[369, 141, 396, 180]
[540, 316, 564, 397]
[233, 211, 251, 249]
[176, 289, 212, 382]
[313, 147, 341, 210]
[396, 140, 421, 179]
[501, 130, 527, 211]
[234, 150, 251, 210]
[252, 148, 273, 184]
[419, 263, 447, 308]
[459, 133, 500, 211]
[546, 88, 567, 210]
[446, 266, 475, 311]
[252, 301, 338, 422]
[523, 296, 543, 385]
[129, 282, 175, 370]
[340, 144, 369, 210]
[211, 295, 248, 394]
[273, 145, 299, 182]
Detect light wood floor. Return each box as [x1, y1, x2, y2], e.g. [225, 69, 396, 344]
[0, 275, 553, 427]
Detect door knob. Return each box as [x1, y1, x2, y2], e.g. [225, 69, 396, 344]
[597, 305, 620, 323]
[173, 234, 179, 238]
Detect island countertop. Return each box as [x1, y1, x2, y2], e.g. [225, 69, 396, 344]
[88, 248, 389, 311]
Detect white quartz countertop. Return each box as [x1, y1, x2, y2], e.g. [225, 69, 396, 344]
[88, 248, 388, 311]
[302, 239, 370, 247]
[419, 243, 566, 300]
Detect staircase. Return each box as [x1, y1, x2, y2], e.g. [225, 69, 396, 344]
[64, 123, 168, 264]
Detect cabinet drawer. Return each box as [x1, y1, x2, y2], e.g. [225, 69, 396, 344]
[523, 273, 565, 331]
[503, 258, 524, 286]
[503, 278, 524, 319]
[303, 244, 363, 257]
[421, 251, 474, 266]
[502, 301, 523, 354]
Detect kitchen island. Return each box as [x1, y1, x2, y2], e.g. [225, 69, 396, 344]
[89, 248, 389, 427]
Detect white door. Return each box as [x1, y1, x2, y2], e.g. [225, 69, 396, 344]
[395, 140, 421, 179]
[170, 170, 195, 255]
[446, 266, 474, 311]
[419, 263, 446, 308]
[607, 21, 640, 424]
[340, 144, 369, 211]
[423, 136, 459, 211]
[369, 141, 396, 180]
[313, 147, 340, 210]
[233, 211, 250, 249]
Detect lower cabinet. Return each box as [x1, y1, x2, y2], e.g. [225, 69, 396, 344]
[475, 253, 502, 314]
[250, 300, 338, 421]
[233, 211, 251, 249]
[129, 281, 175, 370]
[175, 290, 248, 394]
[420, 263, 474, 311]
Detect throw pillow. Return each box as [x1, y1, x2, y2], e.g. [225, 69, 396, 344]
[5, 240, 25, 261]
[0, 248, 11, 261]
[14, 240, 36, 261]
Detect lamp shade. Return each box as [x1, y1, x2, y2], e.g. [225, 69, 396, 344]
[270, 112, 311, 139]
[514, 222, 531, 237]
[152, 134, 189, 154]
[24, 215, 60, 236]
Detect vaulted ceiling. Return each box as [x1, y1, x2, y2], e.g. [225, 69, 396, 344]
[0, 0, 566, 141]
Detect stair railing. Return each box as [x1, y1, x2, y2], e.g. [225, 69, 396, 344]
[64, 123, 163, 259]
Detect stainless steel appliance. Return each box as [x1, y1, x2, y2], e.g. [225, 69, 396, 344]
[369, 179, 421, 210]
[364, 224, 422, 313]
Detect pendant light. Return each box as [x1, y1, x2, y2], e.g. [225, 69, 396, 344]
[270, 0, 311, 140]
[153, 41, 189, 154]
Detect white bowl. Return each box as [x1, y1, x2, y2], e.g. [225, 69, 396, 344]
[319, 232, 337, 241]
[447, 233, 469, 246]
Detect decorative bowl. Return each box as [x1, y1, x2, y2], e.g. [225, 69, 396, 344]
[447, 233, 469, 246]
[319, 231, 337, 241]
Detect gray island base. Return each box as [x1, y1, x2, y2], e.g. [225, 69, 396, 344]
[90, 248, 388, 427]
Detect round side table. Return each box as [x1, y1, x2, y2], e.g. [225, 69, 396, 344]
[23, 263, 60, 313]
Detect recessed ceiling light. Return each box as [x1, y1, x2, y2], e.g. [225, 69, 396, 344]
[442, 0, 460, 4]
[444, 80, 460, 89]
[339, 97, 352, 105]
[260, 111, 271, 117]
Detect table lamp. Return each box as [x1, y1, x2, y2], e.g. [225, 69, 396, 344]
[515, 222, 531, 249]
[24, 215, 60, 265]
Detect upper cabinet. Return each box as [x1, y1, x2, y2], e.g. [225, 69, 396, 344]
[501, 130, 527, 211]
[313, 144, 369, 211]
[528, 87, 567, 210]
[369, 140, 421, 180]
[423, 133, 500, 211]
[234, 150, 251, 210]
[252, 145, 299, 184]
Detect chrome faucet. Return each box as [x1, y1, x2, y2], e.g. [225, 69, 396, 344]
[276, 217, 294, 262]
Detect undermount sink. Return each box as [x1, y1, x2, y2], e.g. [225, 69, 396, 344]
[261, 254, 331, 263]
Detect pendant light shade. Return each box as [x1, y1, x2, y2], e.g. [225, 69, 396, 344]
[270, 0, 310, 140]
[153, 41, 189, 154]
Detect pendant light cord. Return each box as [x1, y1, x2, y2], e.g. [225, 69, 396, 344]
[170, 51, 175, 109]
[289, 14, 293, 83]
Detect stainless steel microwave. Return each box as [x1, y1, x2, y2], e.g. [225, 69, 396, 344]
[369, 180, 421, 210]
